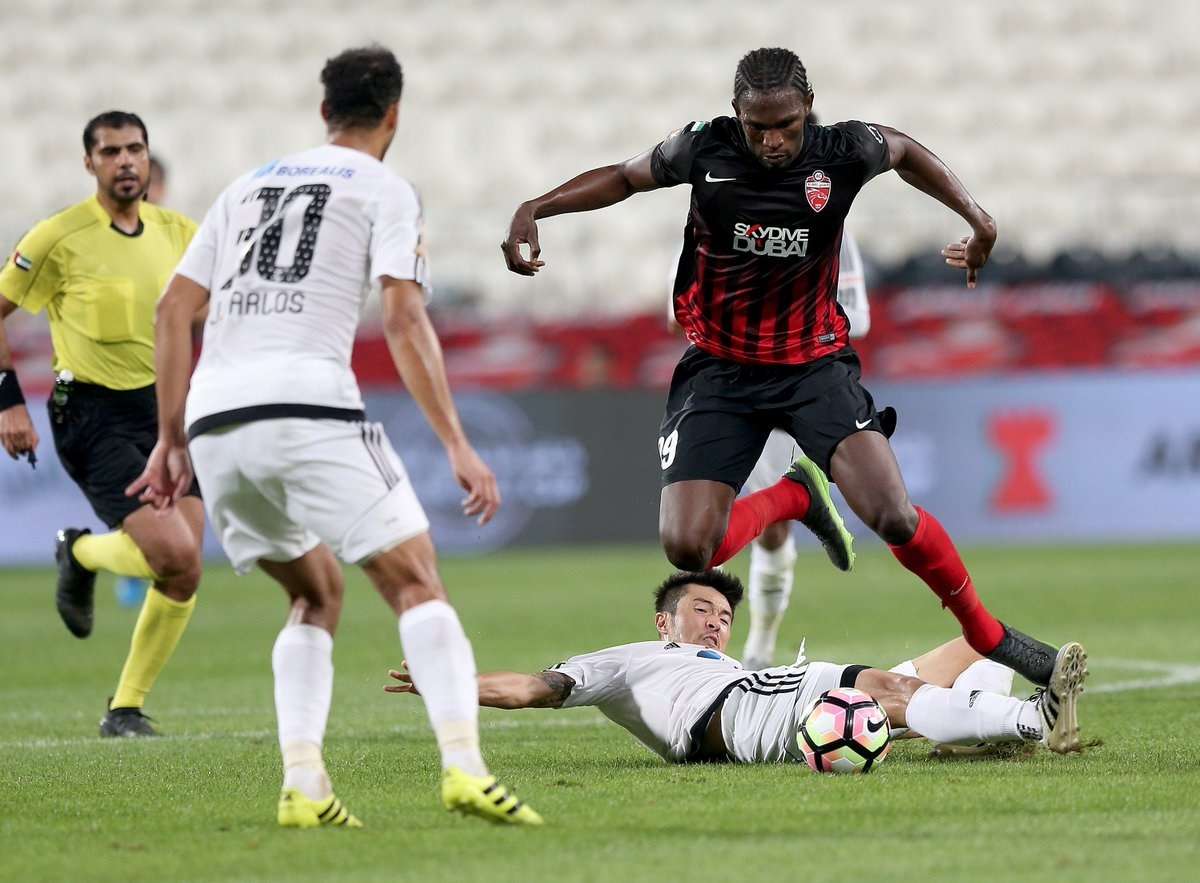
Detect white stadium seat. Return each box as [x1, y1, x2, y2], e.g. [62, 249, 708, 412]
[1, 0, 1196, 317]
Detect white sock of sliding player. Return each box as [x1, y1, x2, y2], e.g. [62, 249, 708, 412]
[742, 536, 796, 669]
[904, 683, 1042, 744]
[273, 623, 334, 800]
[953, 658, 1015, 696]
[399, 600, 488, 778]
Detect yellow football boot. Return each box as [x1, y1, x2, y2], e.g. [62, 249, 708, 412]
[277, 788, 363, 829]
[441, 767, 543, 826]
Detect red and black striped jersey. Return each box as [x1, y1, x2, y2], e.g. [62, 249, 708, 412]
[652, 117, 889, 365]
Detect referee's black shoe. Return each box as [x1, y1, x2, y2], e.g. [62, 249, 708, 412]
[100, 701, 159, 738]
[55, 527, 96, 639]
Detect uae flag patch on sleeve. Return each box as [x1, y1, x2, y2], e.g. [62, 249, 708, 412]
[13, 251, 32, 271]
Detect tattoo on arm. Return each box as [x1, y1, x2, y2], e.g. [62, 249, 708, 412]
[533, 670, 576, 707]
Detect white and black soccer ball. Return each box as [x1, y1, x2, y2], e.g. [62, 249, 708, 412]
[798, 687, 892, 773]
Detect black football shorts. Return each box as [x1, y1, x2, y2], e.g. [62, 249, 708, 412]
[656, 346, 892, 490]
[49, 381, 201, 529]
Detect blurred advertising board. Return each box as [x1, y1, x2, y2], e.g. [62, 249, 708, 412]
[1, 371, 1198, 566]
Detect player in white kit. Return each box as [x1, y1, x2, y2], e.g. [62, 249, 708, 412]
[740, 230, 876, 670]
[128, 47, 542, 827]
[388, 570, 1087, 761]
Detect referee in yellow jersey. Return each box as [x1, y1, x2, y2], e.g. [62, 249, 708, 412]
[0, 111, 203, 736]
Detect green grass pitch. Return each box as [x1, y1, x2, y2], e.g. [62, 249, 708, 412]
[3, 543, 1199, 882]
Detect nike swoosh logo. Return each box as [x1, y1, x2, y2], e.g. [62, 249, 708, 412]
[705, 171, 737, 183]
[855, 418, 871, 429]
[949, 576, 969, 596]
[867, 717, 887, 733]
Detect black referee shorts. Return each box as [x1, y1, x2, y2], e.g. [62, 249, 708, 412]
[48, 381, 201, 529]
[656, 346, 893, 490]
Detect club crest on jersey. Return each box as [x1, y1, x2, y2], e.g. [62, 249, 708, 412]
[12, 251, 32, 271]
[805, 170, 831, 213]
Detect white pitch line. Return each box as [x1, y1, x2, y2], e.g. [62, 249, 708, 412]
[1083, 658, 1200, 694]
[0, 713, 609, 751]
[3, 659, 1197, 752]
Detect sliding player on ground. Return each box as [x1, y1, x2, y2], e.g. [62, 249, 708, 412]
[389, 569, 1087, 762]
[129, 46, 541, 828]
[741, 230, 874, 669]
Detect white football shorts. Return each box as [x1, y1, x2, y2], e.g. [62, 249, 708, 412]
[719, 661, 862, 763]
[189, 418, 430, 574]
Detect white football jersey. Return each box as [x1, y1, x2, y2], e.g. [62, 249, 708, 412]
[176, 144, 429, 434]
[552, 640, 747, 761]
[552, 639, 849, 764]
[835, 231, 869, 338]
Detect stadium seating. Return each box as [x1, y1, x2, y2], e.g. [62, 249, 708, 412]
[1, 0, 1196, 316]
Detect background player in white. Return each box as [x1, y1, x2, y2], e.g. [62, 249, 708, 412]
[668, 205, 879, 671]
[739, 228, 872, 670]
[387, 569, 1086, 760]
[129, 46, 542, 828]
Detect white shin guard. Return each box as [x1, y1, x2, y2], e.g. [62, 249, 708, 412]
[399, 600, 488, 777]
[905, 683, 1039, 745]
[743, 536, 797, 668]
[272, 624, 334, 799]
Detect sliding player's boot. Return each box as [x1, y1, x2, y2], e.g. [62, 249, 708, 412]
[1036, 641, 1088, 754]
[785, 456, 854, 572]
[441, 767, 543, 826]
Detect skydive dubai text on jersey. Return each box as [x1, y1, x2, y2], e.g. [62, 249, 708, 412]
[732, 222, 810, 257]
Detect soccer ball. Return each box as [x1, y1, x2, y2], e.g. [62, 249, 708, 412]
[798, 687, 892, 773]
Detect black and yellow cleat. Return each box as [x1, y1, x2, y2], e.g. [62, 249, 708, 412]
[277, 788, 363, 829]
[441, 767, 543, 826]
[55, 527, 96, 638]
[785, 455, 855, 572]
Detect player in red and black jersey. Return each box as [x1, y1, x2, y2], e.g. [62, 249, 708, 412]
[502, 48, 1084, 692]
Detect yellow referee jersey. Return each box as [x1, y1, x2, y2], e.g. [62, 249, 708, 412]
[0, 195, 196, 390]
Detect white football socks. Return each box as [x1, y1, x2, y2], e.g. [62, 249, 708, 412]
[399, 600, 488, 778]
[952, 658, 1016, 697]
[905, 683, 1042, 745]
[742, 536, 796, 669]
[272, 623, 334, 800]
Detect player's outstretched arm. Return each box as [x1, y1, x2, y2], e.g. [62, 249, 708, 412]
[876, 125, 997, 289]
[0, 296, 39, 462]
[501, 150, 661, 275]
[387, 665, 575, 709]
[125, 274, 209, 508]
[379, 277, 500, 525]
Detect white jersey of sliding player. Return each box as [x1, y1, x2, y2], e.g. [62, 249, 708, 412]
[177, 144, 429, 433]
[551, 640, 854, 763]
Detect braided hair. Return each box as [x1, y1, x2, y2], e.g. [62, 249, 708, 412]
[321, 45, 404, 130]
[733, 47, 812, 104]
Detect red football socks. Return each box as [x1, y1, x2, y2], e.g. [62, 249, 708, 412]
[708, 478, 811, 567]
[889, 507, 1004, 654]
